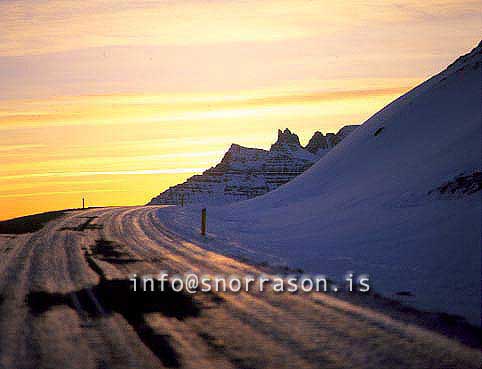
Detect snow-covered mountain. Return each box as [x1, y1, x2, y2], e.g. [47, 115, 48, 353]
[156, 41, 482, 324]
[148, 126, 358, 205]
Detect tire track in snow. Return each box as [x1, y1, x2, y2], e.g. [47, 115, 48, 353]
[0, 206, 480, 369]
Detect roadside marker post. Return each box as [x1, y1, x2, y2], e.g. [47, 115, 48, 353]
[201, 208, 206, 236]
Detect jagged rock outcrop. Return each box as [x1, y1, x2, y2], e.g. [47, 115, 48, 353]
[148, 126, 358, 205]
[305, 125, 359, 156]
[305, 131, 330, 154]
[271, 128, 302, 149]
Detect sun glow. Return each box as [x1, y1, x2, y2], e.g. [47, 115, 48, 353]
[1, 0, 479, 219]
[1, 83, 413, 219]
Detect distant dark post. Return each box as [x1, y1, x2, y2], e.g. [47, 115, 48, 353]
[181, 194, 184, 207]
[82, 197, 85, 209]
[201, 208, 206, 236]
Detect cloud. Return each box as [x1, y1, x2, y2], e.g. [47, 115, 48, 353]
[0, 168, 205, 181]
[0, 0, 479, 57]
[0, 188, 128, 199]
[0, 85, 414, 129]
[0, 143, 46, 151]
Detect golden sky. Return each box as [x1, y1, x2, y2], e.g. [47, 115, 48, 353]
[1, 0, 480, 219]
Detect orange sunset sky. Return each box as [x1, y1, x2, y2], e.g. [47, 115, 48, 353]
[1, 0, 480, 220]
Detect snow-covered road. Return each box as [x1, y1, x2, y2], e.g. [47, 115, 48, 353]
[0, 206, 479, 369]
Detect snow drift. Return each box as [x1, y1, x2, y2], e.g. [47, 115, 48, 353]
[157, 42, 482, 324]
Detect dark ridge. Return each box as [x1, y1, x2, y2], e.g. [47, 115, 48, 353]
[0, 210, 70, 234]
[429, 171, 482, 196]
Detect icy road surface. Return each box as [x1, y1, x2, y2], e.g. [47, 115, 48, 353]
[0, 206, 479, 369]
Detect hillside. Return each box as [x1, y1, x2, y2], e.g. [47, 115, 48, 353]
[148, 126, 358, 205]
[156, 41, 482, 325]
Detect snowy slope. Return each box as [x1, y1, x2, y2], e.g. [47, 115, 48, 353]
[157, 42, 482, 324]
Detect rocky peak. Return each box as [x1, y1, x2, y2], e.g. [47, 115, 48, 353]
[305, 125, 359, 155]
[221, 143, 267, 165]
[221, 144, 242, 163]
[271, 128, 302, 149]
[305, 131, 328, 154]
[224, 143, 247, 157]
[326, 133, 338, 146]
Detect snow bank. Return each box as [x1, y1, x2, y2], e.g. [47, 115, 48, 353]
[157, 42, 482, 325]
